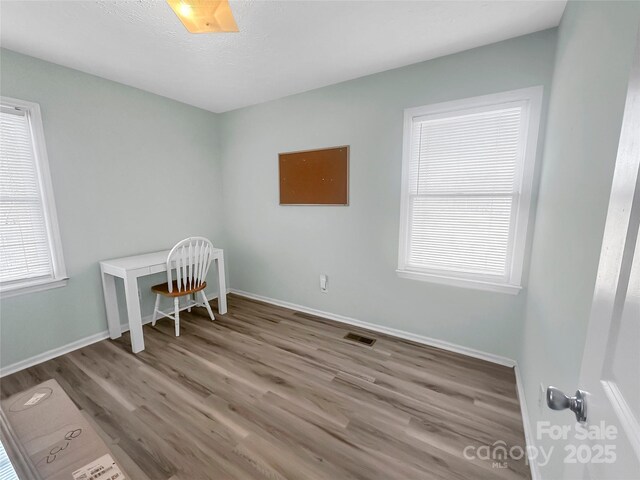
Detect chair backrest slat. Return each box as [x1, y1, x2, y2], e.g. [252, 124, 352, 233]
[182, 244, 187, 290]
[166, 237, 216, 293]
[195, 240, 202, 288]
[175, 248, 182, 292]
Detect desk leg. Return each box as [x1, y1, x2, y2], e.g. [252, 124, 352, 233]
[217, 254, 227, 314]
[101, 268, 122, 339]
[124, 274, 145, 353]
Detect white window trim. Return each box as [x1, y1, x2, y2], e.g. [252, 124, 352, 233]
[397, 86, 543, 294]
[0, 96, 68, 299]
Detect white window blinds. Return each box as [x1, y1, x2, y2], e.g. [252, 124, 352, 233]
[0, 441, 19, 480]
[398, 88, 542, 292]
[0, 104, 54, 284]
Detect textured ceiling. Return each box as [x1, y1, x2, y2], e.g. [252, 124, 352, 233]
[0, 1, 566, 113]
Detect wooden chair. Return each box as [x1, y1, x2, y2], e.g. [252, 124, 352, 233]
[151, 237, 216, 336]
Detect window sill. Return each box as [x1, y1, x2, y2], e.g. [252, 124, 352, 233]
[396, 269, 522, 295]
[0, 277, 69, 299]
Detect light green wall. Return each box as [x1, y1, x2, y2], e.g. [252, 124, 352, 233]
[2, 7, 638, 477]
[2, 17, 637, 479]
[517, 2, 640, 478]
[0, 49, 225, 368]
[218, 30, 558, 359]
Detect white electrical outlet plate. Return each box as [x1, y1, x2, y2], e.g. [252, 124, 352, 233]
[320, 274, 328, 293]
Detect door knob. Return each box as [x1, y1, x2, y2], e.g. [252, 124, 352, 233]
[546, 386, 587, 422]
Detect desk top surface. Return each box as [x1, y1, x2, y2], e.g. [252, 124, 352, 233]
[100, 248, 223, 271]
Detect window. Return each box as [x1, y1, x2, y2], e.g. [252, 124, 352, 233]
[397, 87, 542, 294]
[0, 97, 67, 298]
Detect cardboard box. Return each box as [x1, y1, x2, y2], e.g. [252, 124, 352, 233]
[1, 379, 125, 480]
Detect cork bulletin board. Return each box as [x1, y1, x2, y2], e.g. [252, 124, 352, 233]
[279, 146, 349, 205]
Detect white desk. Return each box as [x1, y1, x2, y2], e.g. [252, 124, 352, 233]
[100, 248, 227, 353]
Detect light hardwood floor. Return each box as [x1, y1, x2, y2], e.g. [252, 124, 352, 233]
[1, 294, 531, 479]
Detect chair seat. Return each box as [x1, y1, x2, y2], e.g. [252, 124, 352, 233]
[151, 280, 207, 297]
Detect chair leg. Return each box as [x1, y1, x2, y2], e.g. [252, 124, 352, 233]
[200, 290, 216, 321]
[174, 297, 180, 336]
[187, 294, 192, 312]
[152, 294, 161, 326]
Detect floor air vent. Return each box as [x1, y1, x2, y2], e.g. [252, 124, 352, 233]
[344, 332, 376, 346]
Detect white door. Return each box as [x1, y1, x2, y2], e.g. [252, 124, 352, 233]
[566, 33, 640, 480]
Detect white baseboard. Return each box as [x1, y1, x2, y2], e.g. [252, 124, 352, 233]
[514, 365, 541, 480]
[1, 287, 537, 480]
[0, 331, 110, 377]
[231, 288, 540, 478]
[2, 288, 514, 374]
[0, 292, 221, 377]
[229, 288, 517, 367]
